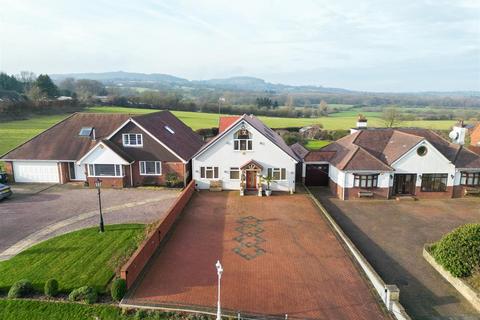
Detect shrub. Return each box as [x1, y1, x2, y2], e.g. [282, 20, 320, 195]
[432, 223, 480, 277]
[134, 309, 148, 320]
[68, 286, 98, 304]
[44, 278, 59, 297]
[111, 278, 127, 302]
[8, 279, 33, 299]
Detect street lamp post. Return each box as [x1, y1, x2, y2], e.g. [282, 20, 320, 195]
[215, 260, 223, 320]
[95, 178, 105, 233]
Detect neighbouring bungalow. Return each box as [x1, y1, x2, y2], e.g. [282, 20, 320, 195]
[1, 111, 204, 188]
[192, 114, 300, 195]
[301, 119, 480, 200]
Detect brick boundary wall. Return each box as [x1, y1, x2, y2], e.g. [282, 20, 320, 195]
[120, 180, 196, 288]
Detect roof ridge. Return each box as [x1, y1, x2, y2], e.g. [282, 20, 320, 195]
[1, 113, 78, 159]
[341, 145, 360, 170]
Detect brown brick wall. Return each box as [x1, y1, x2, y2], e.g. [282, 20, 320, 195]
[58, 162, 70, 184]
[3, 162, 14, 182]
[131, 161, 185, 187]
[452, 185, 467, 198]
[471, 124, 480, 146]
[414, 186, 454, 199]
[329, 179, 343, 199]
[344, 187, 390, 200]
[120, 180, 196, 288]
[86, 175, 126, 188]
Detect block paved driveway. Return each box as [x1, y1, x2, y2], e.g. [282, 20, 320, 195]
[125, 191, 389, 320]
[310, 187, 480, 320]
[0, 183, 179, 258]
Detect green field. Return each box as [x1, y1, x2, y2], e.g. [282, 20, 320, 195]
[304, 140, 331, 150]
[0, 106, 457, 156]
[0, 224, 144, 294]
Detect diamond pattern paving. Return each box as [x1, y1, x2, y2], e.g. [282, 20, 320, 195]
[233, 216, 266, 260]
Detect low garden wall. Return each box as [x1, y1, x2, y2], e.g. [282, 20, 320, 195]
[423, 247, 480, 312]
[120, 180, 196, 288]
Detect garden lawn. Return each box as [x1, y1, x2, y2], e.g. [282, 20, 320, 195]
[0, 224, 145, 294]
[0, 299, 133, 320]
[304, 140, 331, 150]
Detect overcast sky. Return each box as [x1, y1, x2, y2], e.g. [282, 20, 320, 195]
[1, 0, 479, 92]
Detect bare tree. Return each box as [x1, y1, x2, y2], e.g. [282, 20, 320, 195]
[382, 106, 403, 127]
[319, 100, 329, 116]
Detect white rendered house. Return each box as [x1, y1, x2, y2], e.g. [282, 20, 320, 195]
[192, 115, 299, 195]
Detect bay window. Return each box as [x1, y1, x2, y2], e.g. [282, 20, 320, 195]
[354, 174, 378, 188]
[88, 164, 123, 177]
[461, 172, 480, 187]
[140, 161, 161, 175]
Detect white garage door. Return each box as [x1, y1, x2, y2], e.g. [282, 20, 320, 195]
[13, 161, 60, 183]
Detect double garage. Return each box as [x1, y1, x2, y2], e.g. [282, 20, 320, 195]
[10, 161, 60, 183]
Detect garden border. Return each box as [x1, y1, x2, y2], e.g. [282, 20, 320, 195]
[423, 246, 480, 312]
[120, 180, 196, 288]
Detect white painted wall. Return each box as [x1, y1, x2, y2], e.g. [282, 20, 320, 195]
[78, 144, 130, 165]
[392, 140, 456, 186]
[193, 120, 297, 191]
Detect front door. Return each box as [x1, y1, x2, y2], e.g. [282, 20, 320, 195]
[246, 171, 257, 189]
[393, 174, 416, 195]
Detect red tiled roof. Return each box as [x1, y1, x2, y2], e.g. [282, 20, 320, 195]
[219, 116, 241, 133]
[469, 145, 480, 155]
[304, 151, 336, 162]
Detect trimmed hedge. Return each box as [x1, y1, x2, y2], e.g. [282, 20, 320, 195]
[68, 286, 98, 304]
[8, 279, 33, 299]
[44, 278, 59, 297]
[432, 223, 480, 277]
[111, 278, 127, 302]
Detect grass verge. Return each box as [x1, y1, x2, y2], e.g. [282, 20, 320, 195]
[0, 224, 145, 294]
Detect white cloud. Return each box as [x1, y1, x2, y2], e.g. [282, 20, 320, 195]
[0, 0, 478, 91]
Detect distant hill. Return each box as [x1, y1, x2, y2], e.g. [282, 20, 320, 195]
[50, 71, 352, 93]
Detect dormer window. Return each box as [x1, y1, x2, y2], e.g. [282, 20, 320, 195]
[234, 127, 252, 151]
[122, 133, 143, 147]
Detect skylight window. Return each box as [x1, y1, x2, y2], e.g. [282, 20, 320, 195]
[164, 126, 175, 134]
[79, 127, 93, 136]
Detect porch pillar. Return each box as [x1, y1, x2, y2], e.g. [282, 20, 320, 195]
[257, 170, 262, 197]
[240, 170, 246, 196]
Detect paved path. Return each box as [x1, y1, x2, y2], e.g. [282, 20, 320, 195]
[311, 187, 480, 320]
[0, 184, 179, 260]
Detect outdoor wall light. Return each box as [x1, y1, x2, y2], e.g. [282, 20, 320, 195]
[451, 174, 455, 179]
[390, 174, 394, 179]
[418, 175, 422, 179]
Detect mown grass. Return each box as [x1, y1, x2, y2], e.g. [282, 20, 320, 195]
[304, 140, 331, 150]
[0, 105, 457, 156]
[0, 224, 145, 294]
[0, 299, 131, 320]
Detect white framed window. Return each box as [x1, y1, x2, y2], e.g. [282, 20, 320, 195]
[200, 166, 219, 179]
[267, 168, 286, 181]
[88, 164, 123, 177]
[230, 167, 240, 180]
[122, 133, 143, 147]
[354, 174, 378, 188]
[233, 128, 252, 151]
[140, 161, 162, 175]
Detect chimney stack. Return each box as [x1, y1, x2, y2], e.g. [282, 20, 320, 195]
[449, 120, 467, 145]
[357, 114, 368, 129]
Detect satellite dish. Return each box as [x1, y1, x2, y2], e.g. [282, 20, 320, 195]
[449, 130, 459, 141]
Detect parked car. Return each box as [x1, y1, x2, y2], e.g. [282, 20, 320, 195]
[0, 172, 7, 183]
[0, 183, 12, 200]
